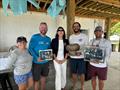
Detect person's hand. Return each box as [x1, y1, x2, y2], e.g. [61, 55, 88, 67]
[62, 59, 67, 63]
[37, 57, 43, 62]
[76, 52, 82, 56]
[57, 59, 67, 64]
[55, 59, 61, 64]
[55, 58, 66, 64]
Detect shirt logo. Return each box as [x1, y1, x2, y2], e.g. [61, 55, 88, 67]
[39, 41, 49, 45]
[79, 39, 82, 42]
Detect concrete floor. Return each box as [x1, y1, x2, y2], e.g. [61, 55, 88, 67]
[46, 52, 120, 90]
[0, 52, 120, 90]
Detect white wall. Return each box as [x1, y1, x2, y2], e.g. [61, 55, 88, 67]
[0, 9, 104, 51]
[0, 9, 60, 51]
[75, 17, 105, 40]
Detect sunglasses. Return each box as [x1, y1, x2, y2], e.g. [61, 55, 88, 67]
[58, 29, 64, 31]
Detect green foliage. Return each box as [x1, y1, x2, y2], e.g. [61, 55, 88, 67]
[110, 22, 120, 36]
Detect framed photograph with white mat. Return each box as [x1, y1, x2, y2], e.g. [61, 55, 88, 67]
[84, 46, 105, 63]
[39, 49, 53, 60]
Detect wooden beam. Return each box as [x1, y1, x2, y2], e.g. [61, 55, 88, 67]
[37, 0, 41, 4]
[83, 1, 96, 8]
[36, 0, 51, 3]
[43, 0, 49, 10]
[76, 6, 120, 17]
[90, 0, 120, 8]
[87, 2, 99, 9]
[82, 1, 95, 8]
[67, 0, 75, 37]
[78, 0, 91, 7]
[98, 5, 111, 11]
[105, 18, 111, 39]
[94, 3, 110, 10]
[0, 0, 2, 8]
[76, 0, 83, 6]
[75, 14, 105, 19]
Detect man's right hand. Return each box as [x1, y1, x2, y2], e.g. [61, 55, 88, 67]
[37, 57, 43, 62]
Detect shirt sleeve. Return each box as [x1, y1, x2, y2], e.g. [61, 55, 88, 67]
[7, 51, 17, 68]
[89, 39, 93, 46]
[28, 36, 38, 60]
[48, 38, 52, 49]
[69, 36, 72, 44]
[105, 40, 112, 62]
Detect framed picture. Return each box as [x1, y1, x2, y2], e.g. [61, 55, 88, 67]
[39, 49, 53, 60]
[84, 46, 105, 63]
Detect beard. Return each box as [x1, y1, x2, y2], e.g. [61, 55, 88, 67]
[40, 30, 47, 35]
[74, 29, 80, 33]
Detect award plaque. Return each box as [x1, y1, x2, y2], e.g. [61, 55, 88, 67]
[39, 49, 53, 60]
[84, 46, 105, 63]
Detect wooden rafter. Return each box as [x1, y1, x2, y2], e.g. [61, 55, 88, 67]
[76, 0, 83, 6]
[36, 0, 51, 3]
[43, 0, 49, 10]
[90, 0, 120, 8]
[84, 1, 97, 8]
[0, 0, 120, 20]
[76, 6, 120, 18]
[78, 0, 91, 7]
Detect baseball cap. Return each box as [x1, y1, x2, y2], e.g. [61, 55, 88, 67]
[94, 26, 103, 32]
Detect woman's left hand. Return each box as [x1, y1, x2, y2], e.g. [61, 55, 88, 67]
[60, 59, 67, 64]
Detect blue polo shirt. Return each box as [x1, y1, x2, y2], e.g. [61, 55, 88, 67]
[28, 33, 51, 64]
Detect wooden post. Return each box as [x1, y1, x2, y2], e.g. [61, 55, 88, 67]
[118, 36, 120, 52]
[66, 0, 75, 38]
[105, 18, 111, 39]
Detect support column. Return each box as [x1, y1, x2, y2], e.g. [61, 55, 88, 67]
[105, 18, 111, 39]
[67, 0, 75, 38]
[118, 36, 120, 52]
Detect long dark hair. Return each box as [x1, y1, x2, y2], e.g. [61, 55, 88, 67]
[55, 27, 66, 40]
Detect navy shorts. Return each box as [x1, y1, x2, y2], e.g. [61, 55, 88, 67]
[69, 58, 86, 75]
[14, 71, 32, 85]
[32, 62, 49, 81]
[88, 64, 108, 80]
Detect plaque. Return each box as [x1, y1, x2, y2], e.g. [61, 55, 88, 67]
[84, 46, 105, 63]
[39, 49, 53, 60]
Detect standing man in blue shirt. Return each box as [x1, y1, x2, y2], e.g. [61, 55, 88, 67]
[29, 22, 51, 90]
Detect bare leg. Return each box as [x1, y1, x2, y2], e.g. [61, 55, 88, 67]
[40, 76, 46, 90]
[79, 74, 85, 90]
[27, 77, 33, 90]
[71, 74, 77, 89]
[18, 83, 27, 90]
[99, 80, 104, 90]
[91, 77, 97, 90]
[34, 81, 39, 90]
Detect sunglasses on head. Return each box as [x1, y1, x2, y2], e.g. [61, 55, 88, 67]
[58, 29, 64, 31]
